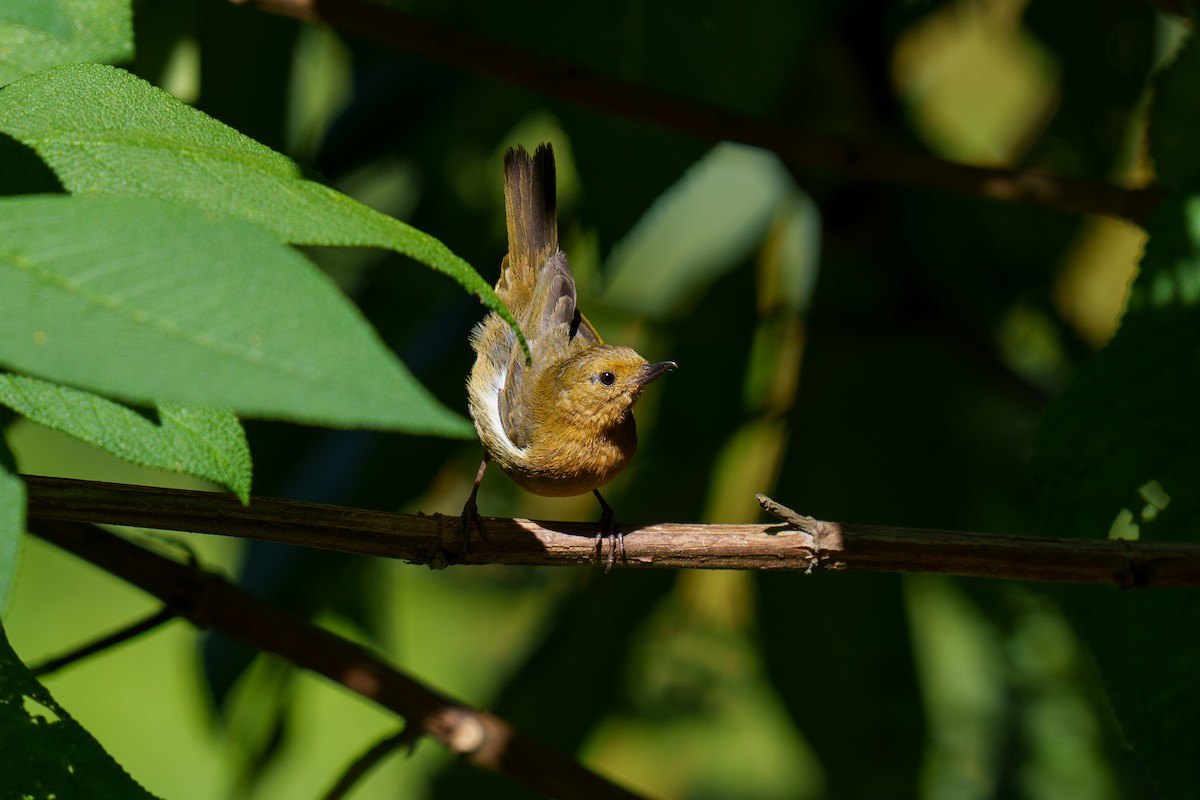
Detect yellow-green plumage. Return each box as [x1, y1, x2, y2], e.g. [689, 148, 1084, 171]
[467, 144, 674, 499]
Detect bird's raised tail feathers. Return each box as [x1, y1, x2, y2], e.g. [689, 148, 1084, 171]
[503, 144, 558, 278]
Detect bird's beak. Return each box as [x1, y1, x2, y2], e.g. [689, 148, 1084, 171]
[639, 360, 678, 386]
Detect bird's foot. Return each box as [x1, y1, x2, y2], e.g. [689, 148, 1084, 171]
[592, 490, 625, 572]
[457, 493, 487, 560]
[443, 457, 490, 566]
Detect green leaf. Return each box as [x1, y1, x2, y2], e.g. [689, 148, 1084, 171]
[1035, 26, 1200, 781]
[0, 444, 22, 614]
[1034, 197, 1200, 542]
[0, 62, 527, 360]
[1033, 197, 1200, 797]
[0, 194, 473, 437]
[1050, 588, 1200, 799]
[0, 374, 252, 502]
[0, 622, 161, 798]
[0, 0, 132, 86]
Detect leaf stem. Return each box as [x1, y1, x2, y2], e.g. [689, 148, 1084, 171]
[321, 727, 417, 800]
[30, 607, 177, 677]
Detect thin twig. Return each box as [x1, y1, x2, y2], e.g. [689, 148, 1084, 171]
[23, 475, 1200, 587]
[322, 726, 417, 800]
[30, 608, 177, 677]
[27, 519, 647, 800]
[233, 0, 1160, 224]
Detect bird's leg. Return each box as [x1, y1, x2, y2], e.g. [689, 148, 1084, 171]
[593, 489, 624, 572]
[458, 454, 490, 558]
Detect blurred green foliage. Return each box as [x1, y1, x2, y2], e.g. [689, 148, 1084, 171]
[0, 0, 131, 85]
[2, 0, 1197, 798]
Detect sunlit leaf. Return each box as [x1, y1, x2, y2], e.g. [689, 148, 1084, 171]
[0, 63, 526, 359]
[0, 374, 252, 502]
[0, 194, 472, 436]
[0, 446, 22, 613]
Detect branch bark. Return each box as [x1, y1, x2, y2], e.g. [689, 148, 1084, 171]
[233, 0, 1160, 224]
[27, 518, 647, 800]
[24, 475, 1200, 588]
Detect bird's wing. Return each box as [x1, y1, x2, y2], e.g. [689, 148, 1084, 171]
[499, 251, 601, 447]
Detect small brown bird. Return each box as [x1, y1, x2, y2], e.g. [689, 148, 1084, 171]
[463, 143, 676, 567]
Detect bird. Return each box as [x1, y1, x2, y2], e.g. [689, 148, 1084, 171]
[462, 143, 676, 568]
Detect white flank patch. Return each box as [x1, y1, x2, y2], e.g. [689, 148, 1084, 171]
[482, 362, 525, 460]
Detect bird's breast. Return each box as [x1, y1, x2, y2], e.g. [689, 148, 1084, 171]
[502, 414, 638, 497]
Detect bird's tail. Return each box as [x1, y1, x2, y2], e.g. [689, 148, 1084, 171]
[502, 143, 558, 291]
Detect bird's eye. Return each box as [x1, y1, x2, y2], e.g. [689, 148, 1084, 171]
[599, 371, 617, 386]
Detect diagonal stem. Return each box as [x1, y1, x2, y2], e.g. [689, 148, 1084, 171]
[27, 518, 648, 800]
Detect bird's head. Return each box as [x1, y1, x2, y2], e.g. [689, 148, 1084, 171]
[537, 346, 676, 432]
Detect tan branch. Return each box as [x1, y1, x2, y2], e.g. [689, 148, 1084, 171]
[24, 476, 1200, 587]
[232, 0, 1159, 224]
[27, 518, 647, 800]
